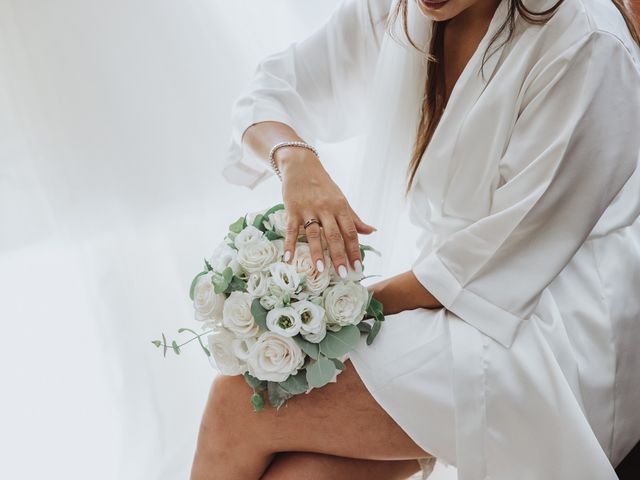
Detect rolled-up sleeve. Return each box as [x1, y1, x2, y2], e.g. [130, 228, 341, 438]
[412, 31, 640, 348]
[223, 0, 391, 188]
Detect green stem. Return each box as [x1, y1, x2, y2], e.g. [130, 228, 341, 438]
[161, 329, 214, 349]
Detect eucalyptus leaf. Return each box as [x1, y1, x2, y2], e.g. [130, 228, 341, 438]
[306, 355, 337, 389]
[265, 230, 283, 241]
[177, 327, 212, 356]
[319, 325, 360, 358]
[189, 271, 208, 300]
[162, 333, 168, 358]
[212, 267, 233, 294]
[252, 214, 266, 232]
[172, 340, 181, 355]
[263, 203, 285, 219]
[204, 258, 213, 271]
[357, 322, 372, 334]
[267, 382, 293, 410]
[293, 335, 319, 360]
[250, 393, 265, 412]
[229, 216, 246, 234]
[250, 299, 268, 329]
[226, 276, 247, 293]
[359, 244, 381, 256]
[280, 371, 309, 395]
[366, 320, 382, 345]
[330, 357, 346, 371]
[244, 372, 263, 389]
[151, 340, 161, 348]
[366, 297, 385, 323]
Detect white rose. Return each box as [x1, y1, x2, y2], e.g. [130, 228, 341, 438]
[294, 300, 327, 343]
[209, 242, 241, 275]
[247, 271, 271, 298]
[264, 209, 288, 236]
[292, 243, 330, 294]
[231, 336, 257, 362]
[246, 331, 305, 382]
[323, 281, 369, 327]
[266, 306, 302, 337]
[269, 262, 301, 293]
[237, 237, 279, 273]
[193, 272, 226, 322]
[223, 291, 260, 338]
[272, 239, 285, 259]
[207, 330, 247, 375]
[234, 225, 264, 250]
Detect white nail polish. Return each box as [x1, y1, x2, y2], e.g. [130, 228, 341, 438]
[338, 265, 347, 279]
[354, 260, 363, 274]
[284, 251, 291, 262]
[316, 260, 325, 273]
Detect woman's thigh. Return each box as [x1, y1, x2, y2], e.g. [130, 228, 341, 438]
[206, 359, 430, 461]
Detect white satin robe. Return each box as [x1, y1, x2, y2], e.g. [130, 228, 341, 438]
[222, 0, 640, 478]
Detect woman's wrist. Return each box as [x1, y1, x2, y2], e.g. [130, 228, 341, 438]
[272, 144, 320, 178]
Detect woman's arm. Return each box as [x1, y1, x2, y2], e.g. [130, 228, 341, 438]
[369, 271, 442, 316]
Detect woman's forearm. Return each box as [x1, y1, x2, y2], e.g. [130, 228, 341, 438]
[369, 271, 442, 316]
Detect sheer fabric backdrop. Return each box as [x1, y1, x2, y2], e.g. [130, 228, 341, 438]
[0, 0, 454, 478]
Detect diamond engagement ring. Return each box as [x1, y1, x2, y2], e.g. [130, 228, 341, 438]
[303, 218, 321, 229]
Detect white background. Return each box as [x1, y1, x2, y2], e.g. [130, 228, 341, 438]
[0, 0, 456, 478]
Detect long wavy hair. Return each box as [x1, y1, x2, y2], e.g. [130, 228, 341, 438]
[391, 0, 640, 191]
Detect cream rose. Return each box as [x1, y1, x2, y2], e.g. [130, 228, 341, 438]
[247, 271, 271, 298]
[323, 281, 369, 327]
[292, 244, 331, 294]
[264, 209, 288, 237]
[223, 291, 260, 338]
[269, 262, 301, 294]
[294, 300, 327, 343]
[237, 237, 279, 273]
[193, 272, 226, 323]
[266, 306, 302, 337]
[231, 336, 257, 362]
[207, 330, 247, 375]
[209, 242, 241, 275]
[234, 225, 264, 250]
[246, 331, 305, 382]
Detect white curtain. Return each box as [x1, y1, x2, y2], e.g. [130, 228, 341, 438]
[0, 1, 455, 478]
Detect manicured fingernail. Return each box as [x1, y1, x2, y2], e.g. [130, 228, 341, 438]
[338, 265, 347, 279]
[284, 251, 291, 262]
[316, 260, 325, 273]
[354, 260, 363, 274]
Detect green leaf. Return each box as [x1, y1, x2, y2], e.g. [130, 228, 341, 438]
[250, 392, 264, 412]
[319, 325, 360, 358]
[293, 335, 319, 360]
[357, 322, 372, 334]
[225, 275, 247, 294]
[359, 244, 381, 256]
[306, 355, 337, 389]
[280, 370, 309, 395]
[204, 258, 213, 271]
[171, 340, 181, 355]
[244, 372, 265, 390]
[212, 267, 233, 294]
[151, 340, 162, 348]
[162, 333, 168, 358]
[330, 357, 346, 371]
[229, 216, 246, 234]
[177, 327, 212, 357]
[189, 271, 208, 300]
[366, 320, 382, 345]
[250, 298, 268, 329]
[366, 297, 385, 323]
[263, 203, 285, 219]
[267, 382, 293, 410]
[265, 230, 283, 241]
[252, 214, 266, 232]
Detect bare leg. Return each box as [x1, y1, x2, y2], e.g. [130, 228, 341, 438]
[190, 359, 432, 480]
[260, 452, 422, 480]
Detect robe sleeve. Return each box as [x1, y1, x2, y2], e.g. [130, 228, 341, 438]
[223, 0, 391, 188]
[412, 31, 640, 348]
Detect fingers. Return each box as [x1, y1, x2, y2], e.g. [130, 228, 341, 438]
[336, 212, 362, 273]
[319, 216, 349, 279]
[283, 215, 300, 263]
[349, 207, 376, 235]
[304, 218, 326, 273]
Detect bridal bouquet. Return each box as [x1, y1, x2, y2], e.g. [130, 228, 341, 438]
[153, 203, 385, 412]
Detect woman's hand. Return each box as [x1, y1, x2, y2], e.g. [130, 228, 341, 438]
[276, 146, 376, 277]
[369, 271, 442, 316]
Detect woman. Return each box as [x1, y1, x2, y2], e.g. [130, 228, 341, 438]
[192, 0, 640, 478]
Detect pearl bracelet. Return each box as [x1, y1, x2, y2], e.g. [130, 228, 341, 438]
[268, 141, 319, 180]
